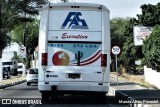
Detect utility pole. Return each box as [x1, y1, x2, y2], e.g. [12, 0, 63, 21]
[22, 0, 26, 77]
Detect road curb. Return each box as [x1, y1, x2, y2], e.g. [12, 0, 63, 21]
[109, 86, 155, 107]
[0, 79, 26, 89]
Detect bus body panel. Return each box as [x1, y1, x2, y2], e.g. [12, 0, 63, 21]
[44, 66, 103, 82]
[48, 10, 102, 31]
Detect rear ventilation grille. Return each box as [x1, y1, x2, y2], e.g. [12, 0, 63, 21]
[71, 6, 80, 8]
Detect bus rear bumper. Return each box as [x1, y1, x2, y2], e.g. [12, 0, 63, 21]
[38, 82, 109, 93]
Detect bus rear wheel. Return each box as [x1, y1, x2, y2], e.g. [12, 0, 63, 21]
[41, 92, 51, 103]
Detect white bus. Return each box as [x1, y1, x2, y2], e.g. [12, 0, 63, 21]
[38, 3, 110, 101]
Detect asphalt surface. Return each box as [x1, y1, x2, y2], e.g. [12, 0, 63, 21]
[110, 77, 160, 107]
[0, 82, 128, 107]
[1, 76, 160, 107]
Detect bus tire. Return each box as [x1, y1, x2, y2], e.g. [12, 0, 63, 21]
[51, 93, 58, 102]
[98, 92, 106, 102]
[42, 92, 50, 103]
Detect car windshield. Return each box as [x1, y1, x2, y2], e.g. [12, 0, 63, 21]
[29, 68, 38, 74]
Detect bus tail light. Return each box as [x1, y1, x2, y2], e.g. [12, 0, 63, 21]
[101, 54, 107, 67]
[42, 53, 48, 66]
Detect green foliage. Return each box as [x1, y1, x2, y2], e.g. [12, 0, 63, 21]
[110, 17, 130, 47]
[0, 0, 17, 56]
[8, 0, 47, 23]
[137, 3, 160, 26]
[136, 2, 160, 72]
[111, 17, 144, 73]
[110, 17, 133, 72]
[11, 19, 39, 55]
[120, 2, 160, 72]
[119, 19, 133, 70]
[11, 19, 39, 68]
[142, 25, 160, 71]
[120, 35, 143, 71]
[0, 0, 47, 58]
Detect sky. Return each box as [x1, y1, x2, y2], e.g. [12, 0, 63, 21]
[72, 0, 159, 19]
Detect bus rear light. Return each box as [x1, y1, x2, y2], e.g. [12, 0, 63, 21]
[42, 53, 48, 65]
[101, 54, 107, 67]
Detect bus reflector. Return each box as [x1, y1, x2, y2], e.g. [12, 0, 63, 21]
[42, 53, 47, 65]
[101, 54, 107, 67]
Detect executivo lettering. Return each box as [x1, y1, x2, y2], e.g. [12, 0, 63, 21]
[62, 33, 88, 39]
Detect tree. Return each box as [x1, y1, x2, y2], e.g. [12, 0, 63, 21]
[0, 0, 47, 56]
[110, 17, 131, 72]
[142, 25, 160, 71]
[8, 0, 47, 23]
[11, 20, 39, 68]
[110, 17, 130, 48]
[0, 0, 47, 80]
[0, 0, 20, 81]
[0, 0, 18, 57]
[119, 18, 144, 72]
[135, 2, 160, 71]
[110, 2, 160, 73]
[136, 3, 160, 26]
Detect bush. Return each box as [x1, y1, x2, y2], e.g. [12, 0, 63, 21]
[142, 25, 160, 71]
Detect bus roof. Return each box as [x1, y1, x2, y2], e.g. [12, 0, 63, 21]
[40, 2, 109, 12]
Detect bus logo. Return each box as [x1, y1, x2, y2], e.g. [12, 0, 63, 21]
[61, 12, 89, 29]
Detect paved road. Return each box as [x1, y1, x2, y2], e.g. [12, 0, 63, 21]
[110, 76, 160, 106]
[0, 82, 128, 107]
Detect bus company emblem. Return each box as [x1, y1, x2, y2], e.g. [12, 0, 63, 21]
[61, 12, 89, 29]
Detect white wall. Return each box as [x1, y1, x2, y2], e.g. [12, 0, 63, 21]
[144, 66, 160, 89]
[2, 42, 24, 57]
[3, 42, 19, 53]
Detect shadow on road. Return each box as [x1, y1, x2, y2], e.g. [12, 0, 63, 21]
[120, 89, 160, 98]
[111, 82, 136, 86]
[42, 95, 121, 105]
[6, 88, 38, 90]
[116, 89, 160, 104]
[0, 95, 128, 107]
[29, 84, 38, 86]
[5, 84, 38, 90]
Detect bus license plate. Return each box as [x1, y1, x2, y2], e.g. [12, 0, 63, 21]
[68, 74, 80, 79]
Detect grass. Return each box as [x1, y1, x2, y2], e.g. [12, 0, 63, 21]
[110, 72, 159, 89]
